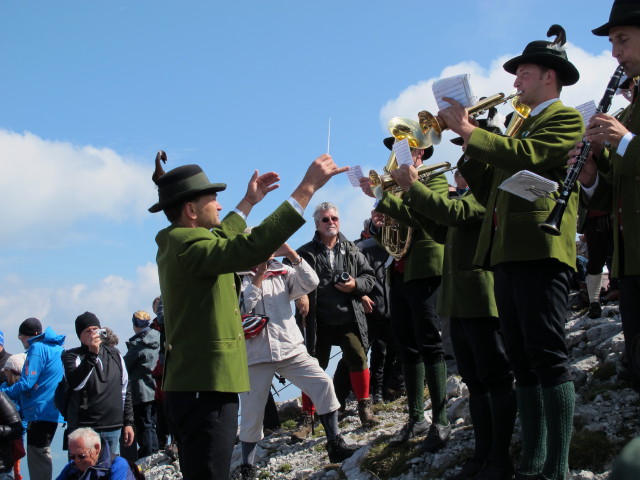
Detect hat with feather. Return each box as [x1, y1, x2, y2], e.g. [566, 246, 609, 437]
[503, 25, 580, 86]
[148, 150, 226, 213]
[593, 0, 640, 36]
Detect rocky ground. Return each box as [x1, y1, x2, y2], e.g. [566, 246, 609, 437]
[138, 294, 639, 479]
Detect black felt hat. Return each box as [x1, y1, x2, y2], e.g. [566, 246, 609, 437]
[149, 164, 227, 213]
[383, 137, 434, 161]
[593, 0, 640, 36]
[503, 25, 580, 86]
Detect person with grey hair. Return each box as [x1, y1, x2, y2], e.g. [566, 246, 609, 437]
[56, 427, 136, 479]
[293, 201, 378, 440]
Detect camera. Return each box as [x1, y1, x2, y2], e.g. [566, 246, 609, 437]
[98, 329, 108, 338]
[333, 272, 350, 284]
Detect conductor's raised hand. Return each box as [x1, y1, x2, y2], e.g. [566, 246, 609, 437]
[245, 170, 280, 206]
[291, 154, 349, 208]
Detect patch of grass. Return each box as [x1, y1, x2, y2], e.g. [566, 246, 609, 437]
[569, 429, 617, 472]
[593, 362, 616, 381]
[278, 464, 293, 473]
[360, 434, 422, 480]
[257, 470, 271, 479]
[281, 419, 297, 430]
[313, 443, 325, 453]
[311, 424, 326, 438]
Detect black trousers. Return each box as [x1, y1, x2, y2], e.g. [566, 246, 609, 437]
[450, 316, 513, 396]
[165, 391, 239, 480]
[493, 259, 572, 388]
[620, 274, 640, 378]
[389, 272, 444, 364]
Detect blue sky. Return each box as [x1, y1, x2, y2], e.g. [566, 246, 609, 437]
[0, 1, 623, 356]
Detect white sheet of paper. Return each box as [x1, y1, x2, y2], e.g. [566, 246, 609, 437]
[575, 100, 597, 128]
[346, 166, 365, 187]
[498, 170, 559, 202]
[432, 74, 477, 111]
[392, 138, 413, 166]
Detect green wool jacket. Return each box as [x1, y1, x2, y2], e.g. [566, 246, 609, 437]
[403, 183, 498, 319]
[375, 173, 449, 282]
[588, 101, 640, 277]
[155, 201, 305, 392]
[459, 100, 584, 270]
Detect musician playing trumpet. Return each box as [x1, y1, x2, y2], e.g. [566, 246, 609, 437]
[359, 142, 451, 451]
[571, 0, 640, 386]
[438, 26, 583, 480]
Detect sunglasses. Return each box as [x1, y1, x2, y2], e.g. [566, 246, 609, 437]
[321, 216, 339, 223]
[69, 450, 92, 461]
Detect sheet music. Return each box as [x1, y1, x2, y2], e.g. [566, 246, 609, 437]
[346, 166, 365, 187]
[392, 138, 413, 166]
[499, 170, 558, 202]
[432, 74, 477, 111]
[575, 100, 597, 127]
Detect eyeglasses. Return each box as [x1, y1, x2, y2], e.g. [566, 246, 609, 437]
[69, 452, 89, 460]
[321, 216, 339, 223]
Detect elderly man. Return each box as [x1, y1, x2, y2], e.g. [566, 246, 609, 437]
[2, 318, 64, 480]
[574, 0, 640, 385]
[293, 202, 378, 436]
[56, 427, 135, 480]
[150, 154, 347, 480]
[441, 25, 583, 480]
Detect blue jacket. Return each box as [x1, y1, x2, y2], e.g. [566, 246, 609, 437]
[55, 442, 135, 479]
[2, 327, 65, 423]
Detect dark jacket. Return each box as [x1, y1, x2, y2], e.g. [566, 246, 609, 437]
[0, 391, 23, 474]
[62, 345, 134, 431]
[124, 328, 160, 405]
[296, 231, 376, 353]
[355, 237, 391, 322]
[0, 349, 12, 385]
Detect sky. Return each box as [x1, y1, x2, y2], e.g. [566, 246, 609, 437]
[0, 2, 626, 364]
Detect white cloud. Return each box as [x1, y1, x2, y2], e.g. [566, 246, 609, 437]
[0, 130, 157, 247]
[0, 262, 159, 354]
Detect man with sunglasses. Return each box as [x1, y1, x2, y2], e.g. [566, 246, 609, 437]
[294, 202, 379, 432]
[56, 427, 136, 479]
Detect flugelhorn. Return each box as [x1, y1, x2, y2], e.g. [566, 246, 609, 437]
[539, 65, 624, 236]
[386, 91, 522, 150]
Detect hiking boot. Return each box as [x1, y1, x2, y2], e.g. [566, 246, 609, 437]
[389, 418, 430, 445]
[326, 435, 359, 463]
[290, 412, 314, 443]
[232, 464, 257, 480]
[446, 459, 486, 480]
[357, 398, 380, 428]
[602, 288, 620, 304]
[372, 393, 384, 404]
[422, 423, 451, 453]
[588, 302, 602, 319]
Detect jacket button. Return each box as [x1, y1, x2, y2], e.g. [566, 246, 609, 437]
[235, 309, 238, 314]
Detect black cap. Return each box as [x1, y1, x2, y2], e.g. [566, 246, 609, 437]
[19, 318, 42, 337]
[593, 0, 640, 36]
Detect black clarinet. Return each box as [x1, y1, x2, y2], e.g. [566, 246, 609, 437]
[539, 64, 625, 236]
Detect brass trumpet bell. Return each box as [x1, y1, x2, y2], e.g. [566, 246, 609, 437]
[369, 161, 453, 191]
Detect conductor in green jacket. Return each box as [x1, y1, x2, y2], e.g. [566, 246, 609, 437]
[438, 26, 583, 480]
[149, 153, 347, 480]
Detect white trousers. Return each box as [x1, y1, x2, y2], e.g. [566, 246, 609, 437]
[239, 352, 341, 442]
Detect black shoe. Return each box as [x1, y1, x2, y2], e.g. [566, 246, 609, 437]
[446, 458, 486, 480]
[474, 460, 514, 480]
[372, 393, 384, 404]
[389, 418, 430, 445]
[422, 423, 451, 453]
[513, 472, 539, 480]
[326, 435, 359, 463]
[231, 464, 257, 480]
[588, 302, 602, 319]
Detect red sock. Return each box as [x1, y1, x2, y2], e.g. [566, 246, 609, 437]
[350, 369, 371, 401]
[301, 392, 316, 415]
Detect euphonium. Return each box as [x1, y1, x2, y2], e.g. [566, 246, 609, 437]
[368, 123, 452, 260]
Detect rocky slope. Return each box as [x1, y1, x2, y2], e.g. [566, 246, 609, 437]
[138, 296, 639, 480]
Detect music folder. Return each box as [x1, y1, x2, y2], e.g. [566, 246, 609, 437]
[498, 170, 558, 202]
